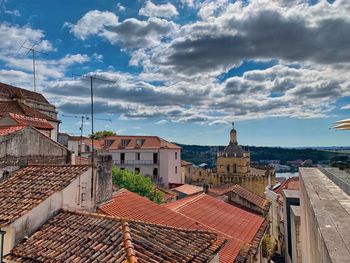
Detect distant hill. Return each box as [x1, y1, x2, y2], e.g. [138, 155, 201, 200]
[177, 143, 349, 168]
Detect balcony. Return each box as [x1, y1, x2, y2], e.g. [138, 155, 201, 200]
[114, 160, 157, 165]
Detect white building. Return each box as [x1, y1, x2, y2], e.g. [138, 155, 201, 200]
[100, 135, 182, 187]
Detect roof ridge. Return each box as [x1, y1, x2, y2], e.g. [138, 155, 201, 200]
[27, 164, 90, 167]
[122, 220, 138, 263]
[172, 193, 206, 212]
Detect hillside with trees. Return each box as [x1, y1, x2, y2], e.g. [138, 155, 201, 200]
[177, 143, 348, 168]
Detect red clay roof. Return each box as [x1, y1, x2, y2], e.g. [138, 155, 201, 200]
[0, 165, 90, 227]
[164, 193, 266, 262]
[7, 113, 54, 130]
[274, 176, 299, 194]
[98, 189, 204, 230]
[210, 184, 270, 211]
[100, 135, 181, 150]
[0, 125, 26, 136]
[99, 189, 263, 263]
[172, 184, 203, 196]
[6, 210, 226, 263]
[0, 82, 50, 104]
[0, 100, 56, 122]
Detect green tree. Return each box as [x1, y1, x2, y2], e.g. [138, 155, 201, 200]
[90, 130, 116, 139]
[112, 166, 163, 204]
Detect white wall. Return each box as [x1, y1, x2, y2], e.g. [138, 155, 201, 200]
[67, 140, 79, 155]
[110, 148, 181, 187]
[2, 169, 93, 256]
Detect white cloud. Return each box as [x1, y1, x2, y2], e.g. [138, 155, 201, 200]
[65, 10, 119, 40]
[139, 1, 178, 18]
[67, 11, 177, 49]
[341, 105, 350, 110]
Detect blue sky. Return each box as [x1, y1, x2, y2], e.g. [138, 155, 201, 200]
[1, 0, 350, 147]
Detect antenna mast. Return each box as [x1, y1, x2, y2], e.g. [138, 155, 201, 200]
[19, 43, 48, 92]
[72, 73, 115, 204]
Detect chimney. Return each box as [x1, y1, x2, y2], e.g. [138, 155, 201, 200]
[94, 152, 113, 204]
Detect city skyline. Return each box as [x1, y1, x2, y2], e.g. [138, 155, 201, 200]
[1, 0, 350, 147]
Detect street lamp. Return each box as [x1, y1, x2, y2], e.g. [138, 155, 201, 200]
[0, 229, 6, 263]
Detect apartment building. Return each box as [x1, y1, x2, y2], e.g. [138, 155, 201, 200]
[100, 135, 182, 187]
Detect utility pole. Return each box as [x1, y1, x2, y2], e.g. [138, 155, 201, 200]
[19, 43, 48, 92]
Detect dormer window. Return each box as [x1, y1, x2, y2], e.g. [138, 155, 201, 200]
[136, 139, 144, 147]
[104, 139, 115, 147]
[121, 139, 129, 147]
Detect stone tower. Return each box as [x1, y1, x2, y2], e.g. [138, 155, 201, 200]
[230, 122, 238, 145]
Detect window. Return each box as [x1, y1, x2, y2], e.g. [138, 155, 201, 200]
[153, 153, 158, 164]
[175, 152, 178, 160]
[135, 167, 140, 173]
[233, 164, 237, 173]
[226, 164, 230, 172]
[136, 139, 144, 147]
[121, 139, 129, 147]
[136, 152, 140, 160]
[153, 168, 158, 176]
[175, 166, 178, 174]
[104, 139, 115, 147]
[120, 153, 125, 164]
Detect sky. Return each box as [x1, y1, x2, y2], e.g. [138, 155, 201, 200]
[1, 0, 350, 147]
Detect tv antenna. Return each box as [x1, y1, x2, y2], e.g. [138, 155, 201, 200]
[19, 41, 49, 92]
[72, 73, 116, 202]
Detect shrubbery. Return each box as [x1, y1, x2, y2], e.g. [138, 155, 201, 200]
[112, 166, 163, 204]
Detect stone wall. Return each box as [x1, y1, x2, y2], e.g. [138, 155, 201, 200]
[0, 127, 69, 179]
[95, 153, 113, 205]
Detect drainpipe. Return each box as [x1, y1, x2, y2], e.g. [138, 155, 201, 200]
[0, 229, 6, 263]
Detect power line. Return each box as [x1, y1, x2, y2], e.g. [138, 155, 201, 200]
[19, 41, 49, 92]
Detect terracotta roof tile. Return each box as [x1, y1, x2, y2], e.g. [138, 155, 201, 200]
[163, 193, 266, 262]
[100, 135, 181, 150]
[0, 82, 50, 104]
[210, 184, 270, 211]
[98, 189, 204, 230]
[0, 100, 56, 122]
[0, 125, 26, 136]
[172, 184, 203, 196]
[7, 113, 54, 130]
[0, 165, 90, 227]
[274, 176, 299, 194]
[6, 210, 226, 263]
[99, 189, 262, 263]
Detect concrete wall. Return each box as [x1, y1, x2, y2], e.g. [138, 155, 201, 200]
[290, 206, 301, 263]
[2, 169, 94, 256]
[0, 127, 69, 178]
[95, 153, 113, 204]
[67, 139, 79, 155]
[228, 192, 267, 215]
[300, 170, 332, 263]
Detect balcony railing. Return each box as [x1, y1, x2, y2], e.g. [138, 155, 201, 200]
[114, 160, 157, 165]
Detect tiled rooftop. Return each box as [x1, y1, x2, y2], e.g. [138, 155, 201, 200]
[6, 210, 226, 263]
[98, 189, 204, 230]
[164, 193, 266, 262]
[172, 184, 203, 196]
[0, 125, 26, 136]
[7, 113, 54, 130]
[210, 184, 270, 211]
[100, 135, 181, 150]
[0, 101, 56, 122]
[274, 176, 299, 194]
[0, 82, 50, 104]
[0, 165, 90, 227]
[99, 190, 247, 262]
